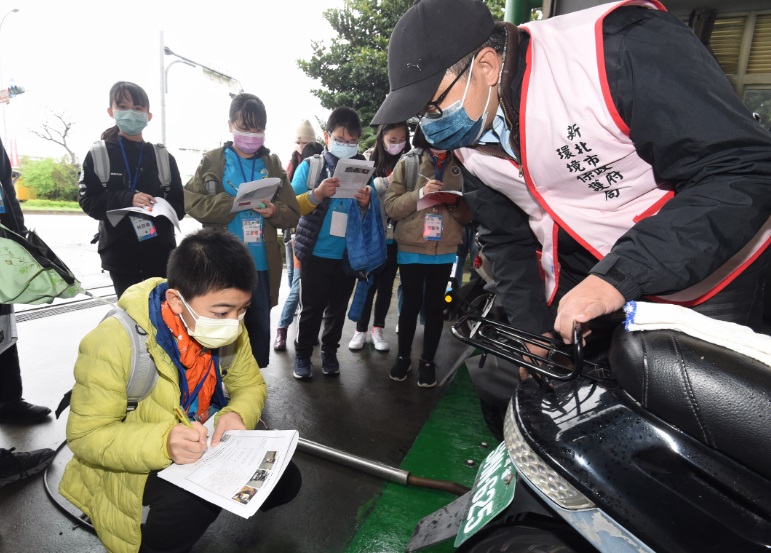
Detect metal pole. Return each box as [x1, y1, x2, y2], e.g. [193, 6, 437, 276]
[0, 8, 19, 145]
[159, 30, 166, 146]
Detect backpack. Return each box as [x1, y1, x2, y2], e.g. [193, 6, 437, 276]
[89, 140, 173, 191]
[401, 147, 423, 193]
[55, 306, 235, 418]
[305, 154, 325, 190]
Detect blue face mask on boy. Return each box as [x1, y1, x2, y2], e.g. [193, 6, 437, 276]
[419, 57, 492, 151]
[329, 141, 359, 159]
[114, 109, 149, 136]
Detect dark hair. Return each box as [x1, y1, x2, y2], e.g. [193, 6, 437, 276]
[448, 22, 508, 79]
[301, 141, 324, 159]
[167, 228, 257, 299]
[371, 122, 411, 177]
[229, 93, 267, 131]
[102, 81, 150, 140]
[411, 125, 432, 150]
[325, 106, 361, 137]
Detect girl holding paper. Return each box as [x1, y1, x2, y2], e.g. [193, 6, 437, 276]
[78, 81, 186, 298]
[383, 127, 471, 388]
[184, 93, 300, 369]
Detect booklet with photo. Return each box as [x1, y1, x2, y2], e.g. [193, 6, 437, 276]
[158, 419, 299, 519]
[106, 197, 181, 231]
[331, 158, 375, 199]
[230, 178, 282, 213]
[417, 190, 463, 211]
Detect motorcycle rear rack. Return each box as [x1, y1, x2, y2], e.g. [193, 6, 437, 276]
[452, 315, 599, 382]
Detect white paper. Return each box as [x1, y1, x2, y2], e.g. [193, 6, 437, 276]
[417, 190, 463, 211]
[230, 178, 281, 213]
[331, 159, 375, 199]
[106, 197, 181, 231]
[159, 427, 299, 519]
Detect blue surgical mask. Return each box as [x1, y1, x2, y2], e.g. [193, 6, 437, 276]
[114, 109, 149, 136]
[419, 57, 492, 150]
[329, 141, 359, 159]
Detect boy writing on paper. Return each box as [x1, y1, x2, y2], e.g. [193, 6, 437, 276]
[60, 229, 301, 553]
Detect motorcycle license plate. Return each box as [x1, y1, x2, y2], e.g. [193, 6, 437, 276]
[454, 441, 517, 547]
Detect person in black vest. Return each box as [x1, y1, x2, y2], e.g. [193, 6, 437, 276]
[79, 81, 185, 298]
[0, 136, 56, 485]
[290, 107, 374, 380]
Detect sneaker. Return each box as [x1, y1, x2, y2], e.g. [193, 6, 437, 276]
[293, 355, 313, 380]
[0, 447, 56, 488]
[321, 351, 340, 375]
[0, 399, 51, 424]
[348, 330, 367, 351]
[389, 356, 411, 382]
[417, 359, 437, 388]
[370, 327, 390, 352]
[273, 327, 288, 352]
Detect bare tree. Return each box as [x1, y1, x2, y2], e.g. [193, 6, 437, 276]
[30, 110, 78, 167]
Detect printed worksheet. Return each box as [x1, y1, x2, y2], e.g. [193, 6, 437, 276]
[230, 178, 282, 213]
[332, 159, 375, 198]
[106, 197, 181, 231]
[159, 426, 299, 519]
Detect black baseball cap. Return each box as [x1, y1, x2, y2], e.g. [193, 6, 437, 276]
[371, 0, 495, 126]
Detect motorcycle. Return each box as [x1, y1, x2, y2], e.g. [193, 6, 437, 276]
[406, 314, 771, 552]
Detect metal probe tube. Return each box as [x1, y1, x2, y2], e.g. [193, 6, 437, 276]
[299, 438, 409, 484]
[298, 438, 471, 496]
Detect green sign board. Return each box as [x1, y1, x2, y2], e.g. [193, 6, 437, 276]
[455, 441, 517, 547]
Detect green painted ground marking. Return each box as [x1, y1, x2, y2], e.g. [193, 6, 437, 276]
[345, 364, 498, 553]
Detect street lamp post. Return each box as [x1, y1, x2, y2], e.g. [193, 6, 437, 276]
[0, 8, 19, 145]
[159, 31, 243, 146]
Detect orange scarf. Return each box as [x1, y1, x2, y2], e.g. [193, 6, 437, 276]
[161, 300, 216, 422]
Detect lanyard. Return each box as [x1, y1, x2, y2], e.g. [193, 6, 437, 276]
[118, 137, 144, 192]
[182, 357, 215, 411]
[236, 154, 257, 184]
[430, 154, 447, 181]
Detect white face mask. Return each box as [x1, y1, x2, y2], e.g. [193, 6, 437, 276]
[385, 141, 406, 156]
[176, 292, 244, 349]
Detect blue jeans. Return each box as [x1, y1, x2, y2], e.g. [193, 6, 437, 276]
[285, 241, 295, 287]
[278, 265, 301, 329]
[454, 225, 478, 286]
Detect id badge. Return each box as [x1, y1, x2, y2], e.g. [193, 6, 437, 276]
[0, 187, 5, 214]
[129, 215, 157, 242]
[423, 213, 442, 241]
[386, 221, 394, 241]
[330, 209, 348, 238]
[243, 217, 263, 244]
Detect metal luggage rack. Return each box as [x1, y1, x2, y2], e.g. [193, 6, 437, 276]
[452, 315, 611, 383]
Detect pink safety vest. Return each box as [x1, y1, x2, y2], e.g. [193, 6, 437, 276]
[457, 0, 771, 307]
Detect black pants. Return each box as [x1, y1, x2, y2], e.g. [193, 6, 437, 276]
[397, 263, 453, 362]
[109, 271, 150, 299]
[0, 343, 22, 404]
[140, 461, 302, 553]
[357, 243, 399, 332]
[296, 255, 356, 357]
[243, 270, 271, 368]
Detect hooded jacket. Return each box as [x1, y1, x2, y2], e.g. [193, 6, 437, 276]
[59, 278, 266, 553]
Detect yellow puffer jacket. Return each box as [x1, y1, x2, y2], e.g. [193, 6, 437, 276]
[59, 278, 266, 553]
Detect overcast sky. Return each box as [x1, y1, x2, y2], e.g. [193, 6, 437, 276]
[0, 0, 345, 178]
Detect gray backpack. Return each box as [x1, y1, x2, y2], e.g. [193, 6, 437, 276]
[89, 140, 173, 192]
[56, 306, 235, 417]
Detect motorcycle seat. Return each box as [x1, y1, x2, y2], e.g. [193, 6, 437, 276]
[609, 328, 771, 480]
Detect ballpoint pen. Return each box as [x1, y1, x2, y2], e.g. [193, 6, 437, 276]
[174, 405, 193, 428]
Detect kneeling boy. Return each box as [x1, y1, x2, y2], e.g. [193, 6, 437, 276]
[60, 228, 299, 553]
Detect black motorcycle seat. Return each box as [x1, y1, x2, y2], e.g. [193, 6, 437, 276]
[609, 328, 771, 480]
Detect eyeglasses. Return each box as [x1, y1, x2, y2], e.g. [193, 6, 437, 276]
[333, 138, 359, 147]
[416, 58, 474, 120]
